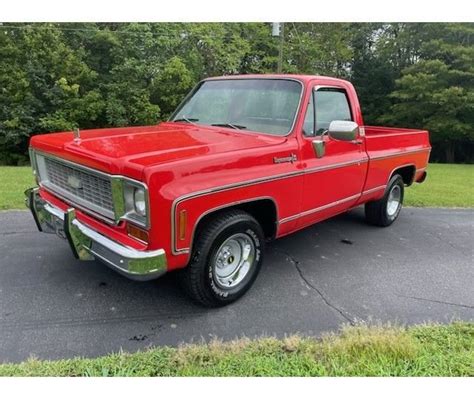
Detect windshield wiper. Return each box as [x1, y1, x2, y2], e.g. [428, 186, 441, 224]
[211, 123, 247, 130]
[173, 117, 199, 123]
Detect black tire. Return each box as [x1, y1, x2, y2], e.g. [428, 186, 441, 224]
[365, 174, 404, 227]
[178, 210, 264, 307]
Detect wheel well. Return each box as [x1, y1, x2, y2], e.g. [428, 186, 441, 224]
[194, 199, 278, 243]
[391, 165, 415, 186]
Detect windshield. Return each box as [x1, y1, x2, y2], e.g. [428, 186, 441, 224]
[170, 79, 302, 136]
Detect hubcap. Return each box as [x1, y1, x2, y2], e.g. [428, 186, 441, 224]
[213, 233, 256, 289]
[387, 185, 401, 216]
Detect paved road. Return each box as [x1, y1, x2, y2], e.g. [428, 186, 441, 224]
[0, 208, 472, 363]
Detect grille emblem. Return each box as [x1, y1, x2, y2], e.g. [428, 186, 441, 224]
[67, 175, 83, 189]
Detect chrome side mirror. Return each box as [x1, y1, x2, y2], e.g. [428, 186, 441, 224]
[328, 120, 359, 142]
[312, 139, 325, 158]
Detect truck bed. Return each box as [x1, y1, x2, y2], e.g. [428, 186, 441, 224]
[359, 125, 431, 202]
[364, 125, 430, 154]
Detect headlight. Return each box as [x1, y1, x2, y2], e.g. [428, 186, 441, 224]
[121, 180, 149, 227]
[133, 187, 146, 216]
[32, 152, 49, 183]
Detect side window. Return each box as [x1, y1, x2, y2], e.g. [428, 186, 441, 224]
[314, 89, 352, 135]
[302, 92, 314, 137]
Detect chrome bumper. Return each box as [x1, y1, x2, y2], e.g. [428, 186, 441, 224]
[25, 187, 167, 281]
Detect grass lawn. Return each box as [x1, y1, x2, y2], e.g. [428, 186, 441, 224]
[0, 322, 472, 376]
[404, 163, 474, 207]
[0, 163, 473, 210]
[0, 166, 34, 210]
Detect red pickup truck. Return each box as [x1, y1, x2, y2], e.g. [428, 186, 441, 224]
[25, 74, 431, 306]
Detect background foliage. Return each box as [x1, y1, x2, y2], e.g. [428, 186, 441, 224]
[0, 22, 472, 165]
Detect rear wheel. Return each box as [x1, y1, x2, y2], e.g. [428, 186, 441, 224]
[365, 174, 404, 227]
[179, 210, 264, 307]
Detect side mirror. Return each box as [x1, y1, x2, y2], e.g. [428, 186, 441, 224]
[312, 139, 325, 158]
[328, 121, 359, 142]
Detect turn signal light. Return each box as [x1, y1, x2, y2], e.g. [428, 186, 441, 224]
[127, 223, 149, 244]
[179, 210, 187, 241]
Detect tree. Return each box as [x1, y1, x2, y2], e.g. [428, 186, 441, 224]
[0, 22, 472, 164]
[349, 23, 427, 125]
[150, 56, 194, 119]
[382, 24, 474, 162]
[0, 23, 102, 164]
[285, 23, 353, 77]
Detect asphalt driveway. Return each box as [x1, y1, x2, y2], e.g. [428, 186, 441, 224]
[0, 207, 472, 363]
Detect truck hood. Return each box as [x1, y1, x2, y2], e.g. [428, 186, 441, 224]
[30, 122, 286, 179]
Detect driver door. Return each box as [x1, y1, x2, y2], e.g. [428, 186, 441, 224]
[297, 84, 368, 228]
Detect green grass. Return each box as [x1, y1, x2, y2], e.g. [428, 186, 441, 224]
[0, 164, 473, 210]
[0, 166, 35, 210]
[0, 322, 472, 376]
[404, 163, 474, 207]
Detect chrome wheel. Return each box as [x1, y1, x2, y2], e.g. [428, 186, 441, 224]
[213, 233, 256, 289]
[387, 185, 401, 216]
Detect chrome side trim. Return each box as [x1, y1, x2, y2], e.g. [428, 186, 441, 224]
[279, 193, 361, 224]
[171, 173, 302, 255]
[174, 196, 279, 255]
[170, 158, 369, 254]
[358, 163, 419, 202]
[174, 171, 303, 205]
[304, 158, 368, 174]
[362, 163, 416, 196]
[170, 148, 427, 254]
[369, 148, 431, 161]
[362, 185, 387, 196]
[364, 130, 429, 138]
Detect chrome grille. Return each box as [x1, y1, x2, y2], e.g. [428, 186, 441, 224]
[43, 157, 114, 216]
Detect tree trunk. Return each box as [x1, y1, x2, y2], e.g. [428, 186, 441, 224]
[445, 141, 455, 163]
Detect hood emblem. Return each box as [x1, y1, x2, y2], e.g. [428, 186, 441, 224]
[67, 175, 83, 189]
[73, 128, 81, 143]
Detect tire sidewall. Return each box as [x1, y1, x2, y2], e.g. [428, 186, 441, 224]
[383, 175, 404, 225]
[203, 218, 264, 303]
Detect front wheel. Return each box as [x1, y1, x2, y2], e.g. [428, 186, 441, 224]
[365, 174, 404, 227]
[178, 210, 264, 307]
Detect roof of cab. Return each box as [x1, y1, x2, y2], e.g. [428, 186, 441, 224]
[204, 74, 350, 85]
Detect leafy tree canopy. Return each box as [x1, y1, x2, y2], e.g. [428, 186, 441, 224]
[0, 22, 472, 164]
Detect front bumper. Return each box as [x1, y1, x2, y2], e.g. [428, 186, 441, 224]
[25, 187, 167, 281]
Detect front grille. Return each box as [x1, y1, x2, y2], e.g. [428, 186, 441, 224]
[44, 157, 114, 217]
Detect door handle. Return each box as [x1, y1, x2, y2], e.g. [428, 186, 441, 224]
[273, 153, 298, 164]
[351, 139, 363, 145]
